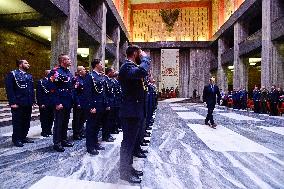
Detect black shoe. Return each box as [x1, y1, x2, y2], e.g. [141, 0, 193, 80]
[120, 175, 142, 183]
[22, 138, 34, 143]
[95, 145, 105, 150]
[41, 133, 50, 137]
[73, 135, 82, 140]
[144, 133, 151, 137]
[211, 123, 217, 129]
[53, 145, 65, 152]
[146, 127, 152, 130]
[143, 139, 150, 143]
[111, 130, 119, 134]
[205, 121, 210, 126]
[81, 134, 86, 138]
[132, 169, 143, 177]
[140, 142, 148, 146]
[140, 149, 148, 153]
[133, 152, 147, 158]
[13, 141, 24, 147]
[47, 132, 53, 135]
[87, 149, 99, 155]
[62, 141, 74, 147]
[109, 136, 116, 140]
[103, 137, 114, 142]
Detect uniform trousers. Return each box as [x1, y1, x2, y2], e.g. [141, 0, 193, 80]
[11, 106, 32, 142]
[120, 117, 142, 177]
[53, 108, 71, 145]
[39, 106, 54, 135]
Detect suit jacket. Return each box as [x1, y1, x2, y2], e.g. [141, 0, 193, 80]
[119, 57, 151, 118]
[202, 84, 221, 108]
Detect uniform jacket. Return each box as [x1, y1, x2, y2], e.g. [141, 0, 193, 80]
[36, 77, 55, 106]
[5, 69, 35, 106]
[119, 57, 151, 118]
[89, 71, 109, 112]
[48, 66, 74, 109]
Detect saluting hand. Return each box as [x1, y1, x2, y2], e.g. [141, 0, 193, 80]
[56, 104, 63, 110]
[90, 108, 96, 114]
[10, 104, 18, 109]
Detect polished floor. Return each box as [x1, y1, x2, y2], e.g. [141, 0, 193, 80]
[0, 100, 284, 189]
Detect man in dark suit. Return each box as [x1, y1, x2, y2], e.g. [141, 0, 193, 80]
[36, 70, 54, 137]
[5, 59, 35, 147]
[202, 77, 221, 129]
[119, 45, 151, 183]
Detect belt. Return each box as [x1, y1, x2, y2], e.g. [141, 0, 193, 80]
[59, 89, 70, 92]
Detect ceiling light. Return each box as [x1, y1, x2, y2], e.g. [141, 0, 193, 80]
[228, 66, 234, 69]
[0, 0, 35, 14]
[249, 58, 261, 63]
[77, 48, 89, 57]
[24, 26, 51, 41]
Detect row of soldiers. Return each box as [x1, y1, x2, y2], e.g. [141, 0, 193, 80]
[252, 85, 284, 116]
[5, 55, 158, 157]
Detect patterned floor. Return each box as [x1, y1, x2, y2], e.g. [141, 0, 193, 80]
[0, 100, 283, 189]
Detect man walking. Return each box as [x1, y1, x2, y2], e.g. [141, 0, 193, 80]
[202, 77, 221, 129]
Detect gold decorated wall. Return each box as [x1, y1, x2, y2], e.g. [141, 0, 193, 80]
[212, 0, 219, 35]
[132, 7, 209, 42]
[224, 0, 234, 21]
[131, 2, 211, 42]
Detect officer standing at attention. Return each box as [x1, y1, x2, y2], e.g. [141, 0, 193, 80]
[86, 59, 109, 155]
[72, 66, 89, 140]
[36, 70, 54, 137]
[202, 77, 221, 129]
[112, 71, 122, 133]
[252, 86, 261, 113]
[119, 45, 151, 183]
[50, 54, 74, 152]
[5, 59, 35, 147]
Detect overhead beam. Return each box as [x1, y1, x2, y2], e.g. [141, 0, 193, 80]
[0, 12, 50, 27]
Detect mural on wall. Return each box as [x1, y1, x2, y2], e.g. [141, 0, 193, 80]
[132, 7, 209, 42]
[160, 49, 179, 91]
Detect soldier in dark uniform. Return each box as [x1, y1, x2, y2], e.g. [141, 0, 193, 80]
[232, 89, 237, 109]
[113, 71, 122, 132]
[36, 70, 54, 137]
[5, 59, 35, 147]
[202, 77, 221, 128]
[85, 59, 109, 155]
[103, 67, 117, 140]
[49, 54, 74, 152]
[252, 86, 261, 113]
[119, 45, 151, 183]
[269, 85, 280, 116]
[72, 66, 89, 140]
[260, 86, 269, 114]
[240, 88, 248, 110]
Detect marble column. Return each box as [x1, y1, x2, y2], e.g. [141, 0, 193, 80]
[179, 49, 190, 98]
[233, 21, 248, 90]
[51, 0, 79, 75]
[189, 49, 211, 99]
[217, 38, 228, 92]
[262, 0, 284, 88]
[91, 1, 107, 67]
[112, 26, 120, 70]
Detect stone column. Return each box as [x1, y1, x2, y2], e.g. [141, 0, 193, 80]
[233, 21, 248, 90]
[51, 0, 79, 75]
[91, 1, 107, 67]
[112, 26, 121, 70]
[262, 0, 284, 88]
[217, 38, 228, 92]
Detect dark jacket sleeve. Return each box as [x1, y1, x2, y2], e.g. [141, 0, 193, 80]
[202, 86, 207, 103]
[123, 56, 151, 79]
[36, 80, 43, 106]
[5, 72, 16, 106]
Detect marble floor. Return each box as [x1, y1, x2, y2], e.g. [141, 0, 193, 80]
[0, 100, 284, 189]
